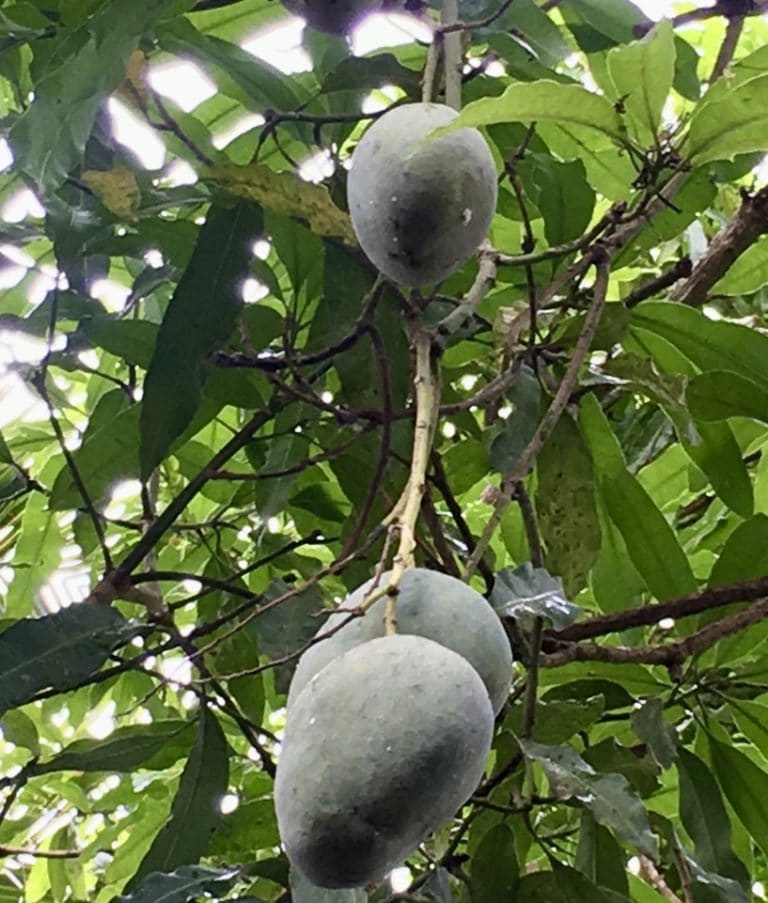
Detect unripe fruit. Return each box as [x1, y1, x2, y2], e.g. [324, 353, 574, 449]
[280, 0, 380, 34]
[275, 635, 494, 888]
[287, 568, 512, 714]
[347, 102, 498, 286]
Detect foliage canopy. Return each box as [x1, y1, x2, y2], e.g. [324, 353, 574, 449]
[3, 0, 768, 901]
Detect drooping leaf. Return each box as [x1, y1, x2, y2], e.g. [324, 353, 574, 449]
[489, 364, 541, 474]
[114, 865, 241, 903]
[469, 823, 519, 902]
[505, 695, 605, 745]
[575, 811, 629, 898]
[491, 564, 582, 629]
[677, 748, 750, 890]
[0, 605, 130, 716]
[520, 739, 658, 856]
[708, 734, 768, 859]
[535, 414, 600, 596]
[5, 492, 63, 617]
[130, 708, 230, 885]
[631, 697, 677, 770]
[580, 394, 697, 600]
[685, 420, 753, 518]
[139, 201, 263, 477]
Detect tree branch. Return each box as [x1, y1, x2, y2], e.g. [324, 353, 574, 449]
[670, 185, 768, 306]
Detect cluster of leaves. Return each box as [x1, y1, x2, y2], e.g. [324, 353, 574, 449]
[3, 0, 768, 901]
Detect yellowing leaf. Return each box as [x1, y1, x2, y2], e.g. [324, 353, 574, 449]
[208, 162, 356, 245]
[82, 167, 140, 221]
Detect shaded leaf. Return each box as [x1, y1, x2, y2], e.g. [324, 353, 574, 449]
[631, 697, 677, 769]
[491, 564, 582, 629]
[575, 811, 629, 897]
[505, 695, 605, 745]
[9, 0, 179, 191]
[81, 167, 140, 221]
[470, 823, 519, 902]
[687, 370, 768, 424]
[131, 708, 230, 885]
[0, 606, 130, 716]
[520, 739, 658, 856]
[535, 413, 600, 596]
[289, 868, 367, 903]
[115, 865, 240, 903]
[580, 394, 697, 600]
[516, 864, 622, 903]
[140, 201, 263, 477]
[33, 721, 193, 775]
[708, 734, 768, 859]
[677, 749, 750, 890]
[489, 364, 541, 474]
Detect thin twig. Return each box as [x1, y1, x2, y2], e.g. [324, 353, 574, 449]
[463, 254, 611, 578]
[709, 13, 745, 82]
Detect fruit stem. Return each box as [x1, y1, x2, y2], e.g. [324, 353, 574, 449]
[363, 328, 441, 635]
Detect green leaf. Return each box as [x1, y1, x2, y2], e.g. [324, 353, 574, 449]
[208, 162, 355, 244]
[209, 798, 278, 857]
[0, 606, 130, 715]
[33, 721, 193, 775]
[5, 492, 63, 617]
[580, 394, 697, 600]
[8, 0, 180, 191]
[520, 739, 658, 856]
[535, 413, 600, 596]
[631, 697, 677, 770]
[82, 318, 159, 370]
[114, 865, 240, 903]
[687, 370, 768, 424]
[489, 364, 541, 474]
[677, 749, 750, 888]
[158, 18, 302, 114]
[632, 301, 768, 393]
[130, 708, 230, 885]
[575, 811, 629, 897]
[492, 564, 582, 629]
[687, 73, 768, 164]
[710, 515, 768, 588]
[49, 391, 140, 510]
[730, 699, 768, 762]
[607, 20, 675, 144]
[709, 735, 768, 859]
[140, 201, 263, 477]
[470, 823, 519, 902]
[505, 695, 605, 745]
[289, 868, 367, 903]
[0, 709, 40, 756]
[684, 421, 753, 518]
[516, 865, 624, 903]
[442, 437, 490, 495]
[713, 235, 768, 295]
[529, 156, 596, 246]
[444, 80, 625, 145]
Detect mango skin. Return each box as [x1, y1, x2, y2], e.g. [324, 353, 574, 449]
[347, 103, 498, 287]
[281, 0, 379, 34]
[287, 568, 512, 714]
[275, 635, 494, 888]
